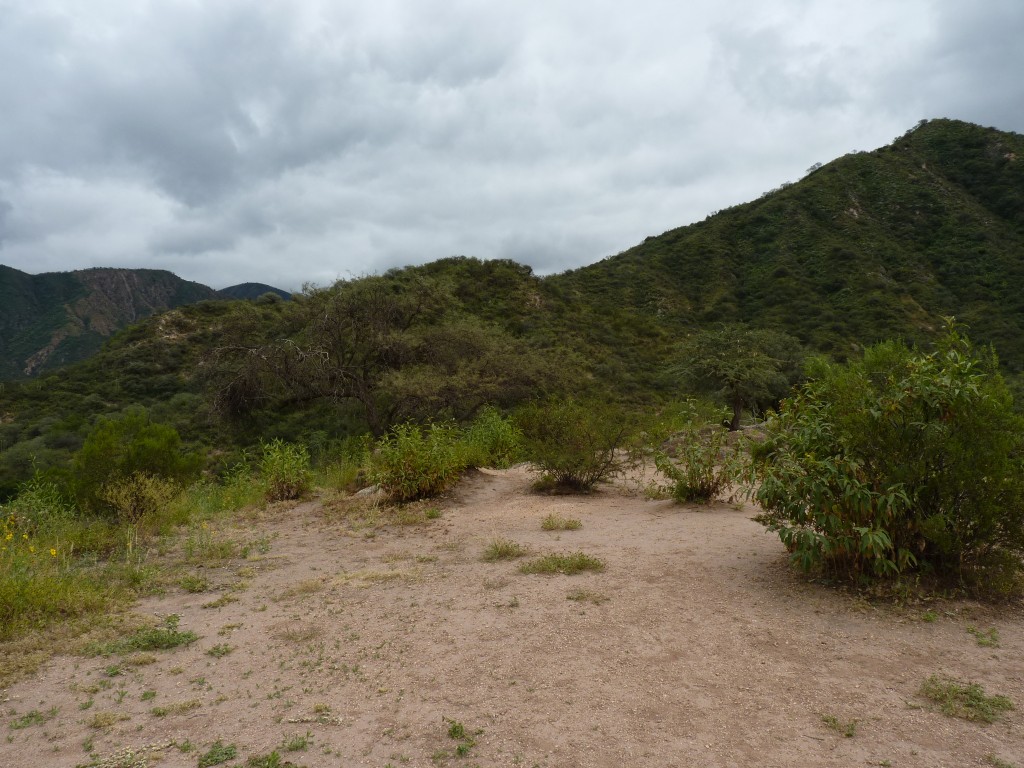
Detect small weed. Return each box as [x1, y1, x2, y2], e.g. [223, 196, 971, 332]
[274, 579, 325, 601]
[79, 699, 94, 711]
[175, 739, 194, 752]
[566, 588, 609, 604]
[246, 752, 285, 768]
[197, 740, 237, 767]
[201, 594, 239, 609]
[967, 626, 1000, 647]
[425, 508, 442, 520]
[141, 690, 156, 701]
[281, 730, 312, 751]
[481, 539, 528, 562]
[921, 610, 938, 622]
[442, 717, 479, 758]
[180, 574, 209, 593]
[124, 653, 157, 667]
[9, 708, 53, 729]
[821, 713, 857, 737]
[150, 699, 201, 717]
[87, 614, 197, 654]
[87, 711, 128, 729]
[520, 552, 605, 575]
[104, 664, 121, 677]
[540, 513, 582, 531]
[207, 643, 233, 658]
[919, 675, 1014, 723]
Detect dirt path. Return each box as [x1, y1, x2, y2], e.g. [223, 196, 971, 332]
[2, 467, 1021, 767]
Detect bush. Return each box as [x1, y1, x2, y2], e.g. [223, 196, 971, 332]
[2, 475, 76, 535]
[655, 405, 746, 503]
[260, 440, 312, 502]
[752, 324, 1024, 591]
[515, 399, 632, 492]
[99, 472, 181, 527]
[71, 408, 201, 517]
[367, 422, 466, 502]
[461, 407, 522, 469]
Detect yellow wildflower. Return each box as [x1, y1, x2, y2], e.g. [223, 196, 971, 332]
[50, 548, 57, 557]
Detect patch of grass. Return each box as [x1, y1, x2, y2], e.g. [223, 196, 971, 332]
[281, 731, 312, 751]
[566, 588, 609, 604]
[246, 752, 287, 768]
[141, 690, 156, 701]
[921, 610, 938, 622]
[541, 513, 582, 531]
[124, 653, 157, 667]
[179, 574, 209, 593]
[919, 675, 1014, 723]
[87, 614, 197, 655]
[271, 623, 323, 644]
[201, 594, 239, 609]
[273, 579, 325, 602]
[150, 698, 202, 717]
[207, 643, 233, 658]
[481, 538, 528, 562]
[967, 626, 1000, 647]
[520, 552, 605, 575]
[87, 711, 129, 729]
[821, 713, 857, 737]
[443, 717, 478, 758]
[198, 740, 237, 767]
[985, 754, 1016, 768]
[9, 708, 56, 729]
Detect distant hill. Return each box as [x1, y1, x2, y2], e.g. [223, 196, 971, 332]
[0, 267, 217, 379]
[216, 283, 292, 301]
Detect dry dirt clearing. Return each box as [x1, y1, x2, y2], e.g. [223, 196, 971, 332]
[2, 467, 1022, 768]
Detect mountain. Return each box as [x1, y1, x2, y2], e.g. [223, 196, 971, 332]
[216, 283, 292, 301]
[0, 267, 218, 379]
[551, 118, 1024, 376]
[1, 117, 1023, 497]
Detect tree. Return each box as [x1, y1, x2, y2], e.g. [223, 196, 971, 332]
[671, 325, 802, 430]
[206, 274, 565, 435]
[752, 323, 1024, 591]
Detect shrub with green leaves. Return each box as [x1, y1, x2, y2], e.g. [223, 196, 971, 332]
[367, 422, 466, 502]
[100, 472, 180, 527]
[2, 474, 75, 535]
[654, 403, 746, 503]
[752, 323, 1024, 590]
[71, 408, 201, 517]
[259, 439, 312, 502]
[461, 407, 522, 469]
[515, 399, 632, 492]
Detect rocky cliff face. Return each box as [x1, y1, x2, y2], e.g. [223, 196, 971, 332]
[0, 267, 217, 379]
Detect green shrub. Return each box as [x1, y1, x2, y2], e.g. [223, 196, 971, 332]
[752, 323, 1024, 590]
[461, 407, 522, 468]
[515, 399, 632, 492]
[71, 408, 201, 517]
[259, 440, 312, 502]
[100, 472, 180, 527]
[2, 474, 76, 535]
[654, 403, 746, 503]
[366, 422, 466, 502]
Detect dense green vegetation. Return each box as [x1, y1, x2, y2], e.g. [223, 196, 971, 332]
[1, 118, 1023, 642]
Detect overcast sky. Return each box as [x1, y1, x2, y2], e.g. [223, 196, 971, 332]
[1, 0, 1022, 291]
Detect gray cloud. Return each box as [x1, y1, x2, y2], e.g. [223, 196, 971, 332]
[0, 0, 1020, 290]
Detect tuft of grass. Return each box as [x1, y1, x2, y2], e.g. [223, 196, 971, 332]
[201, 594, 239, 609]
[967, 625, 1000, 647]
[9, 708, 56, 729]
[179, 574, 209, 593]
[821, 714, 857, 737]
[87, 614, 197, 655]
[197, 740, 237, 767]
[246, 752, 286, 768]
[150, 699, 202, 717]
[566, 588, 609, 604]
[206, 643, 233, 658]
[921, 610, 938, 622]
[87, 711, 128, 729]
[481, 538, 529, 562]
[541, 513, 582, 531]
[919, 675, 1014, 723]
[281, 731, 312, 751]
[520, 552, 605, 575]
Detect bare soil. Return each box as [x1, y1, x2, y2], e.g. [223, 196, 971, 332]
[2, 467, 1022, 767]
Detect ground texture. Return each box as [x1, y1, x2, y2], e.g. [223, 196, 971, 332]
[2, 467, 1022, 767]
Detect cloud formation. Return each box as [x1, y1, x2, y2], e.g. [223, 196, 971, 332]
[0, 0, 1021, 290]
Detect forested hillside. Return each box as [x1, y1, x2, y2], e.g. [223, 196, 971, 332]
[1, 117, 1023, 498]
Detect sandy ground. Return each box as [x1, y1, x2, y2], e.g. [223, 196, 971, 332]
[2, 466, 1022, 768]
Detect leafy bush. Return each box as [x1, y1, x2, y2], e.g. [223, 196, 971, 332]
[515, 399, 632, 492]
[100, 472, 180, 527]
[2, 475, 75, 535]
[654, 403, 747, 503]
[461, 407, 522, 469]
[366, 422, 467, 502]
[71, 408, 201, 517]
[752, 324, 1024, 591]
[260, 439, 312, 502]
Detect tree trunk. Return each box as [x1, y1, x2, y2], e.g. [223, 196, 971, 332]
[730, 398, 743, 431]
